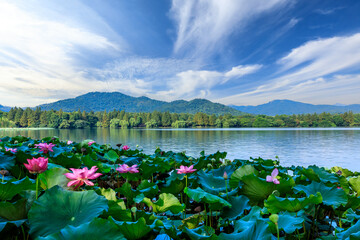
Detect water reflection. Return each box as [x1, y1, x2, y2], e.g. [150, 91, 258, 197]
[1, 128, 360, 170]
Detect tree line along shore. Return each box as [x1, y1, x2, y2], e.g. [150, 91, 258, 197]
[0, 107, 359, 129]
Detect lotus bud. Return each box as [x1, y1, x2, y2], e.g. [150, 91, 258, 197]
[14, 140, 18, 144]
[81, 147, 86, 153]
[207, 163, 213, 169]
[131, 207, 137, 213]
[269, 214, 279, 224]
[223, 171, 228, 180]
[336, 170, 342, 175]
[28, 144, 32, 147]
[136, 145, 139, 148]
[116, 143, 122, 148]
[211, 158, 216, 162]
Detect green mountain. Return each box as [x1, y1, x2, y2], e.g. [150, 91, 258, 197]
[230, 99, 360, 115]
[38, 92, 243, 115]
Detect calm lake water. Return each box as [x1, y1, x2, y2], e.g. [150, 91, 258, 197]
[1, 128, 360, 170]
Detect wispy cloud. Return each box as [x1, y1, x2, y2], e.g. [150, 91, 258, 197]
[218, 33, 360, 105]
[0, 1, 123, 107]
[314, 7, 344, 15]
[169, 0, 290, 58]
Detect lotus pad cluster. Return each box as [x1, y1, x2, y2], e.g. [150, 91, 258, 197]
[1, 135, 360, 239]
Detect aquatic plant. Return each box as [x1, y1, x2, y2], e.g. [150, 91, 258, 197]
[0, 135, 360, 239]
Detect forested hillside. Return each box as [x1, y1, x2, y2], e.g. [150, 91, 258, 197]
[1, 108, 359, 129]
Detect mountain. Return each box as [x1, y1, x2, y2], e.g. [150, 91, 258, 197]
[0, 104, 11, 112]
[38, 92, 243, 115]
[230, 100, 360, 115]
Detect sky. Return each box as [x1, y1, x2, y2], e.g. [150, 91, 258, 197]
[0, 0, 360, 107]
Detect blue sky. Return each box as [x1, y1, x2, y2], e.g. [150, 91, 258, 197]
[0, 0, 360, 107]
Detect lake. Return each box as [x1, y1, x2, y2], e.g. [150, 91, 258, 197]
[1, 128, 360, 170]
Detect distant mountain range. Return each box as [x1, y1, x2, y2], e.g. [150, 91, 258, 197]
[0, 104, 11, 112]
[37, 92, 243, 115]
[230, 100, 360, 115]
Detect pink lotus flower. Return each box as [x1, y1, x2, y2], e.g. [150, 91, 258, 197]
[176, 165, 196, 174]
[24, 157, 48, 174]
[35, 143, 55, 154]
[266, 168, 280, 184]
[116, 164, 139, 173]
[67, 140, 73, 145]
[64, 166, 102, 189]
[88, 141, 96, 146]
[5, 147, 17, 153]
[223, 171, 228, 180]
[122, 145, 130, 151]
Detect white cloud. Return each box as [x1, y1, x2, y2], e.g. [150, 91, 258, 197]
[0, 1, 123, 107]
[155, 64, 262, 100]
[170, 0, 289, 57]
[218, 33, 360, 105]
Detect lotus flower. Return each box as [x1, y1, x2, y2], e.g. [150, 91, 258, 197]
[5, 147, 17, 153]
[116, 164, 139, 173]
[88, 141, 95, 146]
[67, 140, 73, 145]
[64, 166, 102, 189]
[266, 168, 280, 184]
[35, 143, 55, 154]
[176, 165, 196, 174]
[122, 145, 130, 151]
[24, 157, 48, 174]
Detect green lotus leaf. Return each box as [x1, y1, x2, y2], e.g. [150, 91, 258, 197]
[209, 165, 236, 178]
[109, 217, 153, 240]
[344, 209, 360, 223]
[221, 195, 251, 220]
[0, 152, 15, 170]
[229, 165, 256, 189]
[96, 188, 117, 201]
[137, 180, 159, 198]
[218, 219, 273, 240]
[39, 167, 70, 190]
[349, 176, 360, 196]
[36, 218, 125, 240]
[337, 219, 360, 239]
[294, 181, 347, 208]
[0, 198, 27, 220]
[182, 214, 206, 230]
[161, 172, 185, 195]
[303, 166, 338, 183]
[183, 226, 217, 240]
[197, 170, 227, 194]
[0, 177, 35, 201]
[0, 218, 26, 233]
[104, 150, 119, 162]
[332, 166, 354, 177]
[184, 187, 231, 210]
[28, 186, 108, 238]
[116, 182, 137, 205]
[51, 153, 81, 169]
[269, 211, 304, 234]
[121, 157, 143, 166]
[142, 193, 184, 214]
[82, 155, 112, 174]
[239, 173, 295, 205]
[264, 193, 323, 213]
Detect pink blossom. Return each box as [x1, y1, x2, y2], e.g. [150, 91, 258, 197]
[67, 140, 73, 145]
[5, 147, 17, 153]
[266, 168, 280, 184]
[35, 143, 55, 154]
[223, 171, 228, 180]
[122, 145, 130, 151]
[176, 165, 196, 174]
[24, 157, 48, 174]
[88, 141, 96, 146]
[116, 164, 139, 173]
[64, 166, 102, 189]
